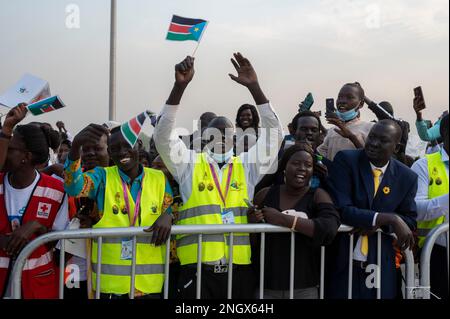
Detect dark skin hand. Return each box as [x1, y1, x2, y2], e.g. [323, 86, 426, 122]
[56, 121, 67, 133]
[375, 213, 414, 251]
[166, 56, 195, 106]
[0, 235, 10, 251]
[167, 52, 269, 107]
[314, 162, 328, 179]
[413, 96, 426, 122]
[229, 52, 269, 105]
[247, 205, 265, 223]
[5, 221, 47, 256]
[69, 124, 110, 161]
[144, 213, 173, 246]
[40, 163, 65, 178]
[0, 103, 28, 170]
[326, 116, 364, 149]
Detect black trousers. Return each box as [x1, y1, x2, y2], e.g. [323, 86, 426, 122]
[430, 244, 449, 300]
[177, 264, 256, 299]
[64, 280, 88, 300]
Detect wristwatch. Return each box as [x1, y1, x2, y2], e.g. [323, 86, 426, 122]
[0, 131, 12, 140]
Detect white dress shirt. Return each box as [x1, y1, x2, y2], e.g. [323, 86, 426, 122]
[153, 103, 283, 264]
[411, 148, 449, 247]
[353, 161, 389, 262]
[153, 103, 283, 204]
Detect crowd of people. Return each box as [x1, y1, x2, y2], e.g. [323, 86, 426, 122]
[0, 53, 448, 300]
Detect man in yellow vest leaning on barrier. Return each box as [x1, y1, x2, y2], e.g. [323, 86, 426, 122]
[64, 124, 173, 299]
[154, 54, 283, 298]
[412, 114, 449, 299]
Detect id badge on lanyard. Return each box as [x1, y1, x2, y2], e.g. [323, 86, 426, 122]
[210, 163, 235, 225]
[119, 174, 144, 260]
[120, 238, 133, 260]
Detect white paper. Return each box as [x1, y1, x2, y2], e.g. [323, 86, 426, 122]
[56, 218, 87, 259]
[0, 73, 51, 110]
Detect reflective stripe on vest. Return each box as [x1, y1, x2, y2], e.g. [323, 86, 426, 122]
[177, 234, 251, 248]
[91, 166, 166, 295]
[177, 205, 248, 223]
[23, 251, 53, 271]
[417, 151, 449, 248]
[176, 153, 251, 266]
[91, 263, 164, 276]
[0, 257, 9, 269]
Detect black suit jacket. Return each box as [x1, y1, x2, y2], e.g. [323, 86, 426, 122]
[325, 149, 417, 299]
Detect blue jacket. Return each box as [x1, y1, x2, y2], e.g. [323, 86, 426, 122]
[325, 149, 417, 299]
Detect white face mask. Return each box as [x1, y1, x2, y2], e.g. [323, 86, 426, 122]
[206, 146, 234, 163]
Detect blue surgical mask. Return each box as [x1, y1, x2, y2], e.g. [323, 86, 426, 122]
[206, 147, 234, 163]
[336, 108, 359, 122]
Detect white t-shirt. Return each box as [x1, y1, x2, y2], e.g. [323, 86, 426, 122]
[3, 172, 69, 298]
[4, 172, 69, 231]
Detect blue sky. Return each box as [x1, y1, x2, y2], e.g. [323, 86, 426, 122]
[0, 0, 448, 133]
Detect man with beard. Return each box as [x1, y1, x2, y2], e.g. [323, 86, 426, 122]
[153, 53, 283, 298]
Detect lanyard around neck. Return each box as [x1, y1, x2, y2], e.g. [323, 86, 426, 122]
[121, 173, 144, 227]
[209, 163, 233, 207]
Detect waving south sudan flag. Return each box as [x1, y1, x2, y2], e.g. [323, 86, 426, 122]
[166, 15, 208, 42]
[121, 110, 156, 147]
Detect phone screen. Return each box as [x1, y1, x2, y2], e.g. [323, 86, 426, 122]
[414, 86, 426, 110]
[300, 93, 314, 111]
[326, 98, 336, 114]
[243, 198, 256, 210]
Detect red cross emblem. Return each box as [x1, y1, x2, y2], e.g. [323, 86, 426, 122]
[37, 202, 52, 219]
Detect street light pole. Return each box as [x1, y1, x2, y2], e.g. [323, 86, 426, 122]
[108, 0, 117, 121]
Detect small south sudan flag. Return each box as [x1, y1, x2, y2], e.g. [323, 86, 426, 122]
[121, 111, 155, 147]
[27, 95, 65, 116]
[166, 15, 208, 42]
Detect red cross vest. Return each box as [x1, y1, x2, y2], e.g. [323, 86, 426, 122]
[0, 172, 66, 299]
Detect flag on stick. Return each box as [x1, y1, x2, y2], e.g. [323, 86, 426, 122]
[121, 110, 155, 147]
[166, 15, 208, 42]
[27, 95, 65, 116]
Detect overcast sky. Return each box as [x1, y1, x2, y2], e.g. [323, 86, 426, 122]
[0, 0, 448, 135]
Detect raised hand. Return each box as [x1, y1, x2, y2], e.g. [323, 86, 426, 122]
[2, 103, 28, 136]
[229, 52, 258, 87]
[413, 96, 425, 121]
[229, 52, 268, 105]
[56, 121, 66, 132]
[70, 124, 109, 161]
[175, 56, 195, 87]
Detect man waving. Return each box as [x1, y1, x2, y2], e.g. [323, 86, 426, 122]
[154, 53, 283, 298]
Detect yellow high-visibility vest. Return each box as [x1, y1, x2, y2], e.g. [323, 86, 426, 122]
[176, 153, 251, 265]
[417, 151, 449, 248]
[91, 166, 166, 294]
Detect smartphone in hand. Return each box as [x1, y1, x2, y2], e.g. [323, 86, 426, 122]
[244, 198, 256, 210]
[326, 98, 336, 114]
[414, 86, 426, 111]
[299, 93, 314, 112]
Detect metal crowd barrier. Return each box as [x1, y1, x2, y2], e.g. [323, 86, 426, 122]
[419, 222, 449, 299]
[10, 224, 416, 299]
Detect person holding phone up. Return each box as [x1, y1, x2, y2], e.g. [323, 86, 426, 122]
[317, 82, 374, 161]
[413, 86, 447, 144]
